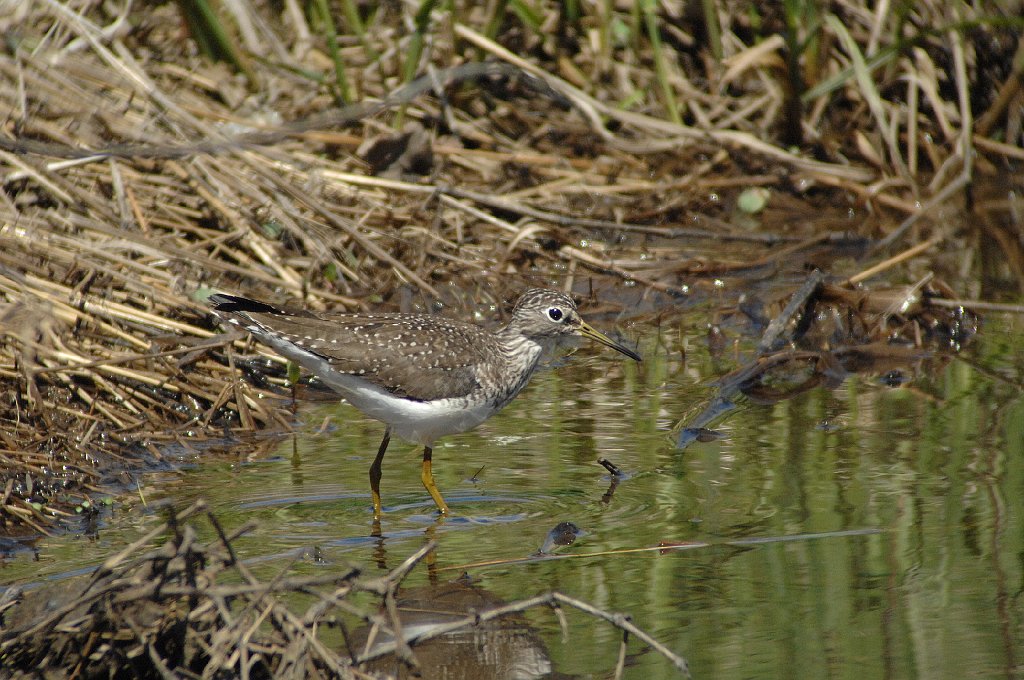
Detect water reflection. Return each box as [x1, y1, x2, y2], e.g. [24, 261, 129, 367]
[356, 577, 560, 680]
[2, 313, 1022, 679]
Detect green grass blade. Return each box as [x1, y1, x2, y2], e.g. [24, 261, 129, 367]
[310, 0, 352, 103]
[340, 0, 379, 61]
[700, 0, 722, 62]
[640, 0, 681, 125]
[175, 0, 255, 81]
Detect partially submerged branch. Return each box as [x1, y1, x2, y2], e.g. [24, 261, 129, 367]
[0, 505, 689, 678]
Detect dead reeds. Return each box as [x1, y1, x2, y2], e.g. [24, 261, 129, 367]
[0, 0, 1017, 536]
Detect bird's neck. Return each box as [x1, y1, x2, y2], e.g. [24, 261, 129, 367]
[490, 328, 549, 405]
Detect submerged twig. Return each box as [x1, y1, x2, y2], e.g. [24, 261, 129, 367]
[757, 269, 826, 354]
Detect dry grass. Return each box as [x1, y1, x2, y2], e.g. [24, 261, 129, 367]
[0, 0, 1019, 535]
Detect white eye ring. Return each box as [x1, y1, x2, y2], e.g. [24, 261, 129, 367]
[547, 307, 564, 322]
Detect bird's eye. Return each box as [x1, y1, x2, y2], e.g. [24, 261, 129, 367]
[547, 307, 564, 322]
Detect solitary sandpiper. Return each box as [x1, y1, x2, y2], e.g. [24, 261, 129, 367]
[209, 289, 641, 518]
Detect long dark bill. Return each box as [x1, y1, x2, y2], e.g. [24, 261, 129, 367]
[579, 321, 642, 362]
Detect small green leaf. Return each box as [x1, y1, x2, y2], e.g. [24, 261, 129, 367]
[737, 187, 770, 214]
[261, 220, 284, 239]
[192, 285, 219, 303]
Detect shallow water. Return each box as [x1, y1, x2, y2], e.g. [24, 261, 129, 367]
[3, 306, 1023, 679]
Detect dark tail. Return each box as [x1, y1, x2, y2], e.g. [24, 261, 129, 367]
[208, 294, 279, 314]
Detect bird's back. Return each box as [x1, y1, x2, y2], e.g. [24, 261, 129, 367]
[210, 295, 523, 403]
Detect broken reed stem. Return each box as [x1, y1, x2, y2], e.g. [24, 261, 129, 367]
[848, 235, 943, 285]
[927, 298, 1024, 314]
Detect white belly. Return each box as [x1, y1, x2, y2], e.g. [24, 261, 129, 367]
[258, 330, 536, 446]
[320, 371, 500, 445]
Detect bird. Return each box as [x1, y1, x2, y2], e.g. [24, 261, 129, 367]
[208, 288, 641, 519]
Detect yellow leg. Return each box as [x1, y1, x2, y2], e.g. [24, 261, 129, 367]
[421, 446, 450, 515]
[369, 428, 390, 520]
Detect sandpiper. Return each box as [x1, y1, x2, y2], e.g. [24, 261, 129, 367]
[209, 289, 640, 518]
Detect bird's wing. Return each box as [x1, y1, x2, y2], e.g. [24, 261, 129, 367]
[212, 297, 496, 402]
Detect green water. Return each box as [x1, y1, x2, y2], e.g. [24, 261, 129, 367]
[3, 310, 1023, 679]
